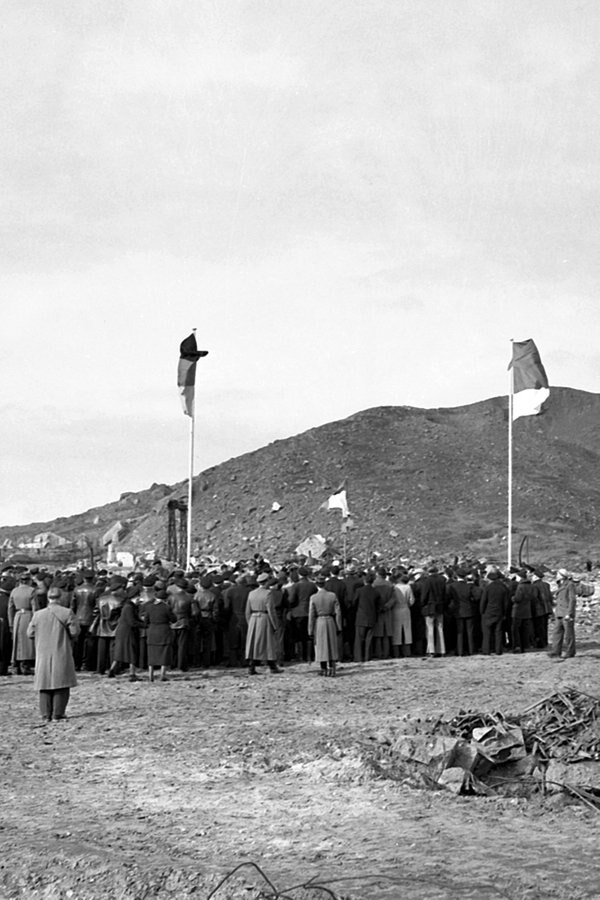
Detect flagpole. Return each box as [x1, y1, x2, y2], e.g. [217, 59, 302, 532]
[186, 406, 195, 570]
[508, 339, 514, 571]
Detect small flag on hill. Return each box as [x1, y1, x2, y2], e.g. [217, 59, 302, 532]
[177, 331, 208, 417]
[509, 339, 550, 420]
[321, 483, 350, 518]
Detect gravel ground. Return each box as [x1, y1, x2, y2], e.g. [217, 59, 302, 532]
[2, 632, 600, 900]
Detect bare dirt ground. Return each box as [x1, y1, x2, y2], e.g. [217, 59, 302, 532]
[2, 635, 600, 900]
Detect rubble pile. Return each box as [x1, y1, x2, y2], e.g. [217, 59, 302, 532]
[365, 689, 600, 809]
[520, 688, 600, 764]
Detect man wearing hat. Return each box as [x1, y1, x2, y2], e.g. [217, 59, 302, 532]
[95, 576, 125, 675]
[420, 566, 447, 658]
[71, 570, 98, 670]
[531, 570, 553, 649]
[480, 568, 510, 655]
[245, 572, 282, 675]
[287, 567, 316, 662]
[26, 586, 79, 721]
[0, 576, 15, 675]
[550, 569, 577, 659]
[308, 573, 342, 676]
[8, 572, 37, 675]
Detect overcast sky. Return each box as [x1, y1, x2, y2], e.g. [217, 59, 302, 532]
[2, 0, 600, 526]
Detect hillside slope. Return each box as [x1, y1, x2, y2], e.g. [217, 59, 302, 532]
[126, 387, 600, 565]
[2, 388, 599, 566]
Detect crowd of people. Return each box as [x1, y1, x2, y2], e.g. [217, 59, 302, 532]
[0, 555, 582, 707]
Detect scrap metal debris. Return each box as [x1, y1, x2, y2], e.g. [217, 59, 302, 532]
[519, 687, 600, 763]
[367, 689, 600, 810]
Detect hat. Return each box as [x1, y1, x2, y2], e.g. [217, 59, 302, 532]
[256, 572, 270, 584]
[557, 568, 569, 580]
[487, 568, 500, 580]
[298, 566, 310, 576]
[110, 575, 127, 591]
[48, 587, 62, 600]
[142, 575, 156, 587]
[315, 573, 327, 585]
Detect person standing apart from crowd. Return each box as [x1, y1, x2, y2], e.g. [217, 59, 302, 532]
[550, 568, 577, 659]
[26, 586, 79, 722]
[308, 574, 342, 676]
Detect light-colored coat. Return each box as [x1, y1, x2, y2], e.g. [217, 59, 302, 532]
[8, 584, 37, 662]
[308, 589, 342, 663]
[390, 582, 414, 645]
[27, 604, 79, 691]
[245, 586, 278, 661]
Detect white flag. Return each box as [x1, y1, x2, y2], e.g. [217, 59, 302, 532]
[322, 488, 349, 518]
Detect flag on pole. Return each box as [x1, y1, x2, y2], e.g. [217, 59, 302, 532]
[321, 483, 350, 518]
[177, 331, 208, 417]
[509, 339, 550, 420]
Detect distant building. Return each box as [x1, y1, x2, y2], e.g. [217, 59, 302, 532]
[18, 532, 69, 551]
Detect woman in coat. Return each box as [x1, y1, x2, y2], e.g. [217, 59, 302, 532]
[245, 572, 281, 675]
[143, 585, 175, 681]
[108, 594, 142, 681]
[390, 574, 414, 657]
[26, 586, 79, 721]
[308, 574, 342, 676]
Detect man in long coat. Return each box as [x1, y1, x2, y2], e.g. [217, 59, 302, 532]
[245, 572, 281, 675]
[0, 576, 14, 676]
[27, 586, 79, 721]
[8, 572, 38, 675]
[308, 574, 342, 676]
[480, 569, 510, 655]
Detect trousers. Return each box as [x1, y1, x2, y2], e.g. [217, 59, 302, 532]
[39, 687, 70, 720]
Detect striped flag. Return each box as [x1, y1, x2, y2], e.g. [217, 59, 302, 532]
[509, 339, 549, 420]
[177, 332, 208, 416]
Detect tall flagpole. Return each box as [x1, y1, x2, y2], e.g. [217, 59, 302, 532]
[508, 339, 514, 571]
[186, 405, 195, 570]
[177, 327, 207, 571]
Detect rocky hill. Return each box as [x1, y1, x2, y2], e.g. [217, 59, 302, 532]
[2, 387, 600, 567]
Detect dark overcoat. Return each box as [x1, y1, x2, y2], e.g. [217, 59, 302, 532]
[113, 599, 141, 665]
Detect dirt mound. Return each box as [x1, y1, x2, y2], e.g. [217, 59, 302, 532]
[3, 387, 600, 566]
